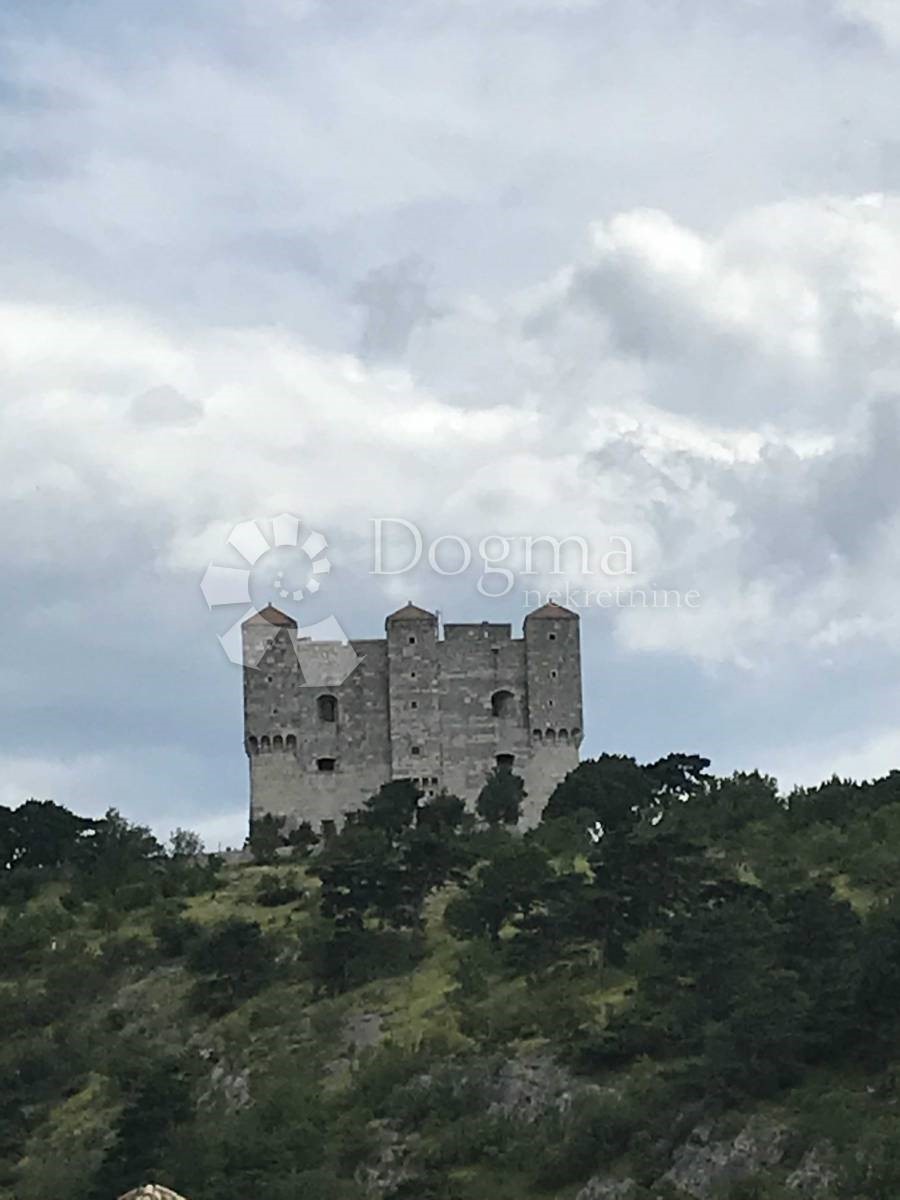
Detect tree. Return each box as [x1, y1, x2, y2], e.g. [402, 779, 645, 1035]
[543, 755, 654, 832]
[416, 791, 470, 835]
[188, 918, 274, 1013]
[405, 795, 474, 896]
[476, 766, 525, 827]
[286, 820, 319, 857]
[582, 812, 708, 964]
[787, 775, 859, 829]
[360, 779, 421, 837]
[168, 827, 204, 858]
[90, 1056, 193, 1200]
[73, 808, 163, 897]
[248, 813, 287, 864]
[1, 799, 95, 871]
[856, 896, 900, 1060]
[445, 840, 554, 942]
[315, 823, 401, 930]
[646, 753, 711, 809]
[774, 883, 862, 1059]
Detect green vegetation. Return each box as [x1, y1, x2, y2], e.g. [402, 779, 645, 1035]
[5, 757, 900, 1198]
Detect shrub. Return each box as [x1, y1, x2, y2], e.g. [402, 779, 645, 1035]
[255, 870, 306, 908]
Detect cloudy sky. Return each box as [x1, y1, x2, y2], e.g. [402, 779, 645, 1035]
[3, 0, 900, 847]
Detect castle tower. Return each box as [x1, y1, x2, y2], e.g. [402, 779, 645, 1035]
[523, 601, 583, 742]
[241, 606, 302, 827]
[521, 601, 582, 826]
[385, 602, 442, 788]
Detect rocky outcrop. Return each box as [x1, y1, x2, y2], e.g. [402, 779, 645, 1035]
[485, 1053, 606, 1122]
[661, 1116, 791, 1198]
[785, 1142, 837, 1196]
[575, 1176, 640, 1200]
[343, 1010, 385, 1054]
[354, 1121, 420, 1199]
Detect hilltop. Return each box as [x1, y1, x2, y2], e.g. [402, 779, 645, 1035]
[4, 756, 900, 1199]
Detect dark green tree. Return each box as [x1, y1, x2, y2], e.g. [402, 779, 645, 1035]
[476, 765, 525, 828]
[248, 813, 287, 864]
[359, 779, 421, 837]
[72, 808, 163, 899]
[90, 1055, 193, 1200]
[286, 819, 319, 857]
[188, 918, 274, 1014]
[445, 840, 554, 942]
[2, 799, 95, 871]
[543, 755, 654, 832]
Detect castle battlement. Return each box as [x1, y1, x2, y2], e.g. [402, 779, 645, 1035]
[242, 601, 583, 831]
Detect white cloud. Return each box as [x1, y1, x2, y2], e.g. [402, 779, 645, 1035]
[4, 0, 900, 829]
[6, 192, 900, 677]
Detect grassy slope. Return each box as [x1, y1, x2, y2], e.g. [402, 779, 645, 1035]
[6, 839, 900, 1200]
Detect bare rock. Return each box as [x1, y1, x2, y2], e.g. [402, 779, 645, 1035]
[661, 1115, 790, 1198]
[575, 1176, 640, 1200]
[786, 1142, 837, 1196]
[485, 1054, 605, 1123]
[354, 1120, 419, 1199]
[205, 1062, 251, 1111]
[343, 1011, 385, 1054]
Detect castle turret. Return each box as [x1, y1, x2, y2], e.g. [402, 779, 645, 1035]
[520, 601, 582, 825]
[386, 602, 441, 788]
[523, 601, 583, 745]
[242, 606, 302, 826]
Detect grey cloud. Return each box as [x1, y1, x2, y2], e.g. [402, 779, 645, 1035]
[352, 256, 443, 361]
[130, 385, 203, 427]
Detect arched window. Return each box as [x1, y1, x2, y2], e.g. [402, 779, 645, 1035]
[545, 728, 556, 744]
[572, 726, 582, 742]
[532, 729, 542, 742]
[491, 689, 515, 718]
[496, 753, 515, 769]
[247, 736, 259, 756]
[317, 694, 337, 723]
[558, 728, 569, 742]
[273, 734, 283, 751]
[260, 735, 271, 752]
[285, 733, 297, 751]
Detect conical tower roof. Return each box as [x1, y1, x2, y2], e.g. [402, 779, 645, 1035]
[386, 601, 436, 622]
[524, 600, 578, 620]
[242, 605, 297, 627]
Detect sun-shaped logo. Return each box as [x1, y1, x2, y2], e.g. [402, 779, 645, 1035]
[200, 514, 360, 684]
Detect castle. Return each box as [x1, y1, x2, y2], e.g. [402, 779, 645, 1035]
[242, 600, 583, 830]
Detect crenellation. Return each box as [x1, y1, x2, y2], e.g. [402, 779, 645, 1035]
[242, 600, 583, 831]
[443, 622, 513, 641]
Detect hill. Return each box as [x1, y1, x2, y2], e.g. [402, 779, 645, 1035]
[4, 756, 900, 1199]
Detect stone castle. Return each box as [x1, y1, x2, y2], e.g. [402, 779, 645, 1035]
[242, 600, 583, 830]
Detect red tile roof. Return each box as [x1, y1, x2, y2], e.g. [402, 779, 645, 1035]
[242, 605, 297, 627]
[524, 601, 579, 620]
